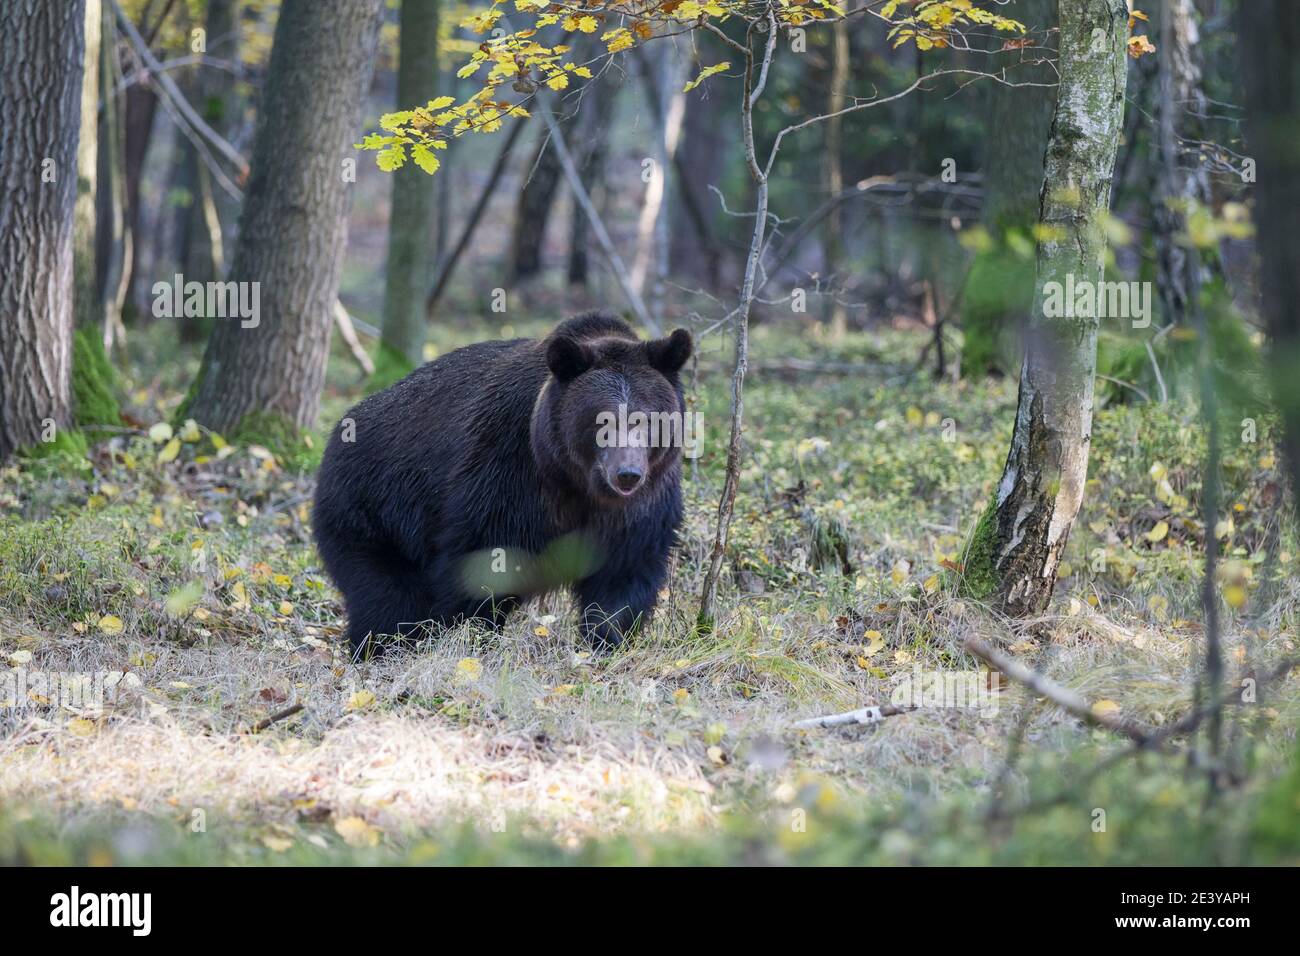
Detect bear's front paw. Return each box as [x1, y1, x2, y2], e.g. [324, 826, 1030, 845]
[580, 605, 641, 649]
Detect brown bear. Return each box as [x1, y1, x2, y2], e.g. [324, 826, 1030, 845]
[313, 311, 693, 658]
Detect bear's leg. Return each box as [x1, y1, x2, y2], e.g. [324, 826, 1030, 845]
[576, 556, 667, 648]
[330, 549, 438, 659]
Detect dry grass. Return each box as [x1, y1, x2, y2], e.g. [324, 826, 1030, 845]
[1, 323, 1297, 862]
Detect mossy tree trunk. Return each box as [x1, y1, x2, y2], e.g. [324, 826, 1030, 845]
[379, 0, 440, 371]
[71, 0, 122, 429]
[960, 0, 1058, 377]
[185, 0, 384, 435]
[0, 0, 85, 461]
[963, 0, 1129, 615]
[1238, 0, 1300, 516]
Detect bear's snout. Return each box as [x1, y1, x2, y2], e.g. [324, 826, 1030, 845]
[598, 445, 649, 498]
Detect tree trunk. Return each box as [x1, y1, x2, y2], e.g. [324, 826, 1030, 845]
[165, 3, 223, 343]
[95, 2, 130, 351]
[185, 0, 384, 435]
[824, 19, 850, 336]
[0, 0, 85, 461]
[122, 74, 158, 319]
[568, 72, 620, 288]
[75, 0, 102, 332]
[196, 0, 242, 248]
[380, 0, 440, 369]
[510, 128, 564, 282]
[670, 54, 725, 286]
[1238, 0, 1300, 516]
[1152, 0, 1210, 328]
[960, 0, 1058, 377]
[962, 0, 1129, 616]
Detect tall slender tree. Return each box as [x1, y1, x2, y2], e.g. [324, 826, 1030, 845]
[962, 0, 1130, 615]
[0, 0, 86, 461]
[185, 0, 385, 437]
[1238, 0, 1300, 516]
[960, 0, 1058, 376]
[379, 0, 440, 373]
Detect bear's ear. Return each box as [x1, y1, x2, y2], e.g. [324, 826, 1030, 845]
[546, 335, 593, 382]
[647, 328, 692, 377]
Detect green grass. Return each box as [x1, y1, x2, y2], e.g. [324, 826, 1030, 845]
[1, 319, 1296, 866]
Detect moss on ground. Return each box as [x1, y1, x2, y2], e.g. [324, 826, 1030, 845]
[366, 341, 417, 394]
[228, 410, 322, 472]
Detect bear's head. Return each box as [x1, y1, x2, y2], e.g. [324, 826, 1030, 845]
[534, 325, 693, 506]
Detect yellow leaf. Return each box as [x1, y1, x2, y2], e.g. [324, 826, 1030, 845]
[534, 625, 550, 637]
[890, 559, 910, 585]
[333, 816, 380, 848]
[346, 689, 376, 711]
[148, 422, 173, 443]
[863, 630, 885, 657]
[261, 835, 294, 853]
[455, 657, 483, 682]
[97, 615, 125, 635]
[1223, 584, 1247, 609]
[683, 61, 729, 93]
[1092, 699, 1121, 717]
[157, 437, 182, 464]
[1145, 520, 1169, 543]
[68, 717, 97, 737]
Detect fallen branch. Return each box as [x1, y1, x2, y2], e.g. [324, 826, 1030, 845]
[964, 637, 1150, 744]
[793, 703, 914, 729]
[243, 703, 304, 735]
[334, 301, 375, 377]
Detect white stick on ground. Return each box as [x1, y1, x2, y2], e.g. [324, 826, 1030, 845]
[792, 704, 914, 729]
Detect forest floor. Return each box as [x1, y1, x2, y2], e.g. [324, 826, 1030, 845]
[1, 319, 1298, 865]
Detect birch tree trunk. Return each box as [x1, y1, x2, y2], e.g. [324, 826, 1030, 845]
[0, 0, 85, 461]
[1237, 0, 1300, 516]
[380, 0, 440, 369]
[185, 0, 384, 435]
[962, 0, 1130, 615]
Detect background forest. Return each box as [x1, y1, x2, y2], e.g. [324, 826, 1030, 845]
[1, 0, 1298, 866]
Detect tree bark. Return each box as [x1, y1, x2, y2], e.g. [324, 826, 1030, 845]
[825, 19, 850, 336]
[1152, 0, 1210, 328]
[380, 0, 440, 369]
[510, 128, 564, 282]
[960, 0, 1058, 377]
[1237, 0, 1300, 516]
[185, 0, 384, 434]
[962, 0, 1130, 616]
[568, 72, 620, 288]
[0, 0, 86, 461]
[75, 0, 103, 332]
[95, 2, 130, 350]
